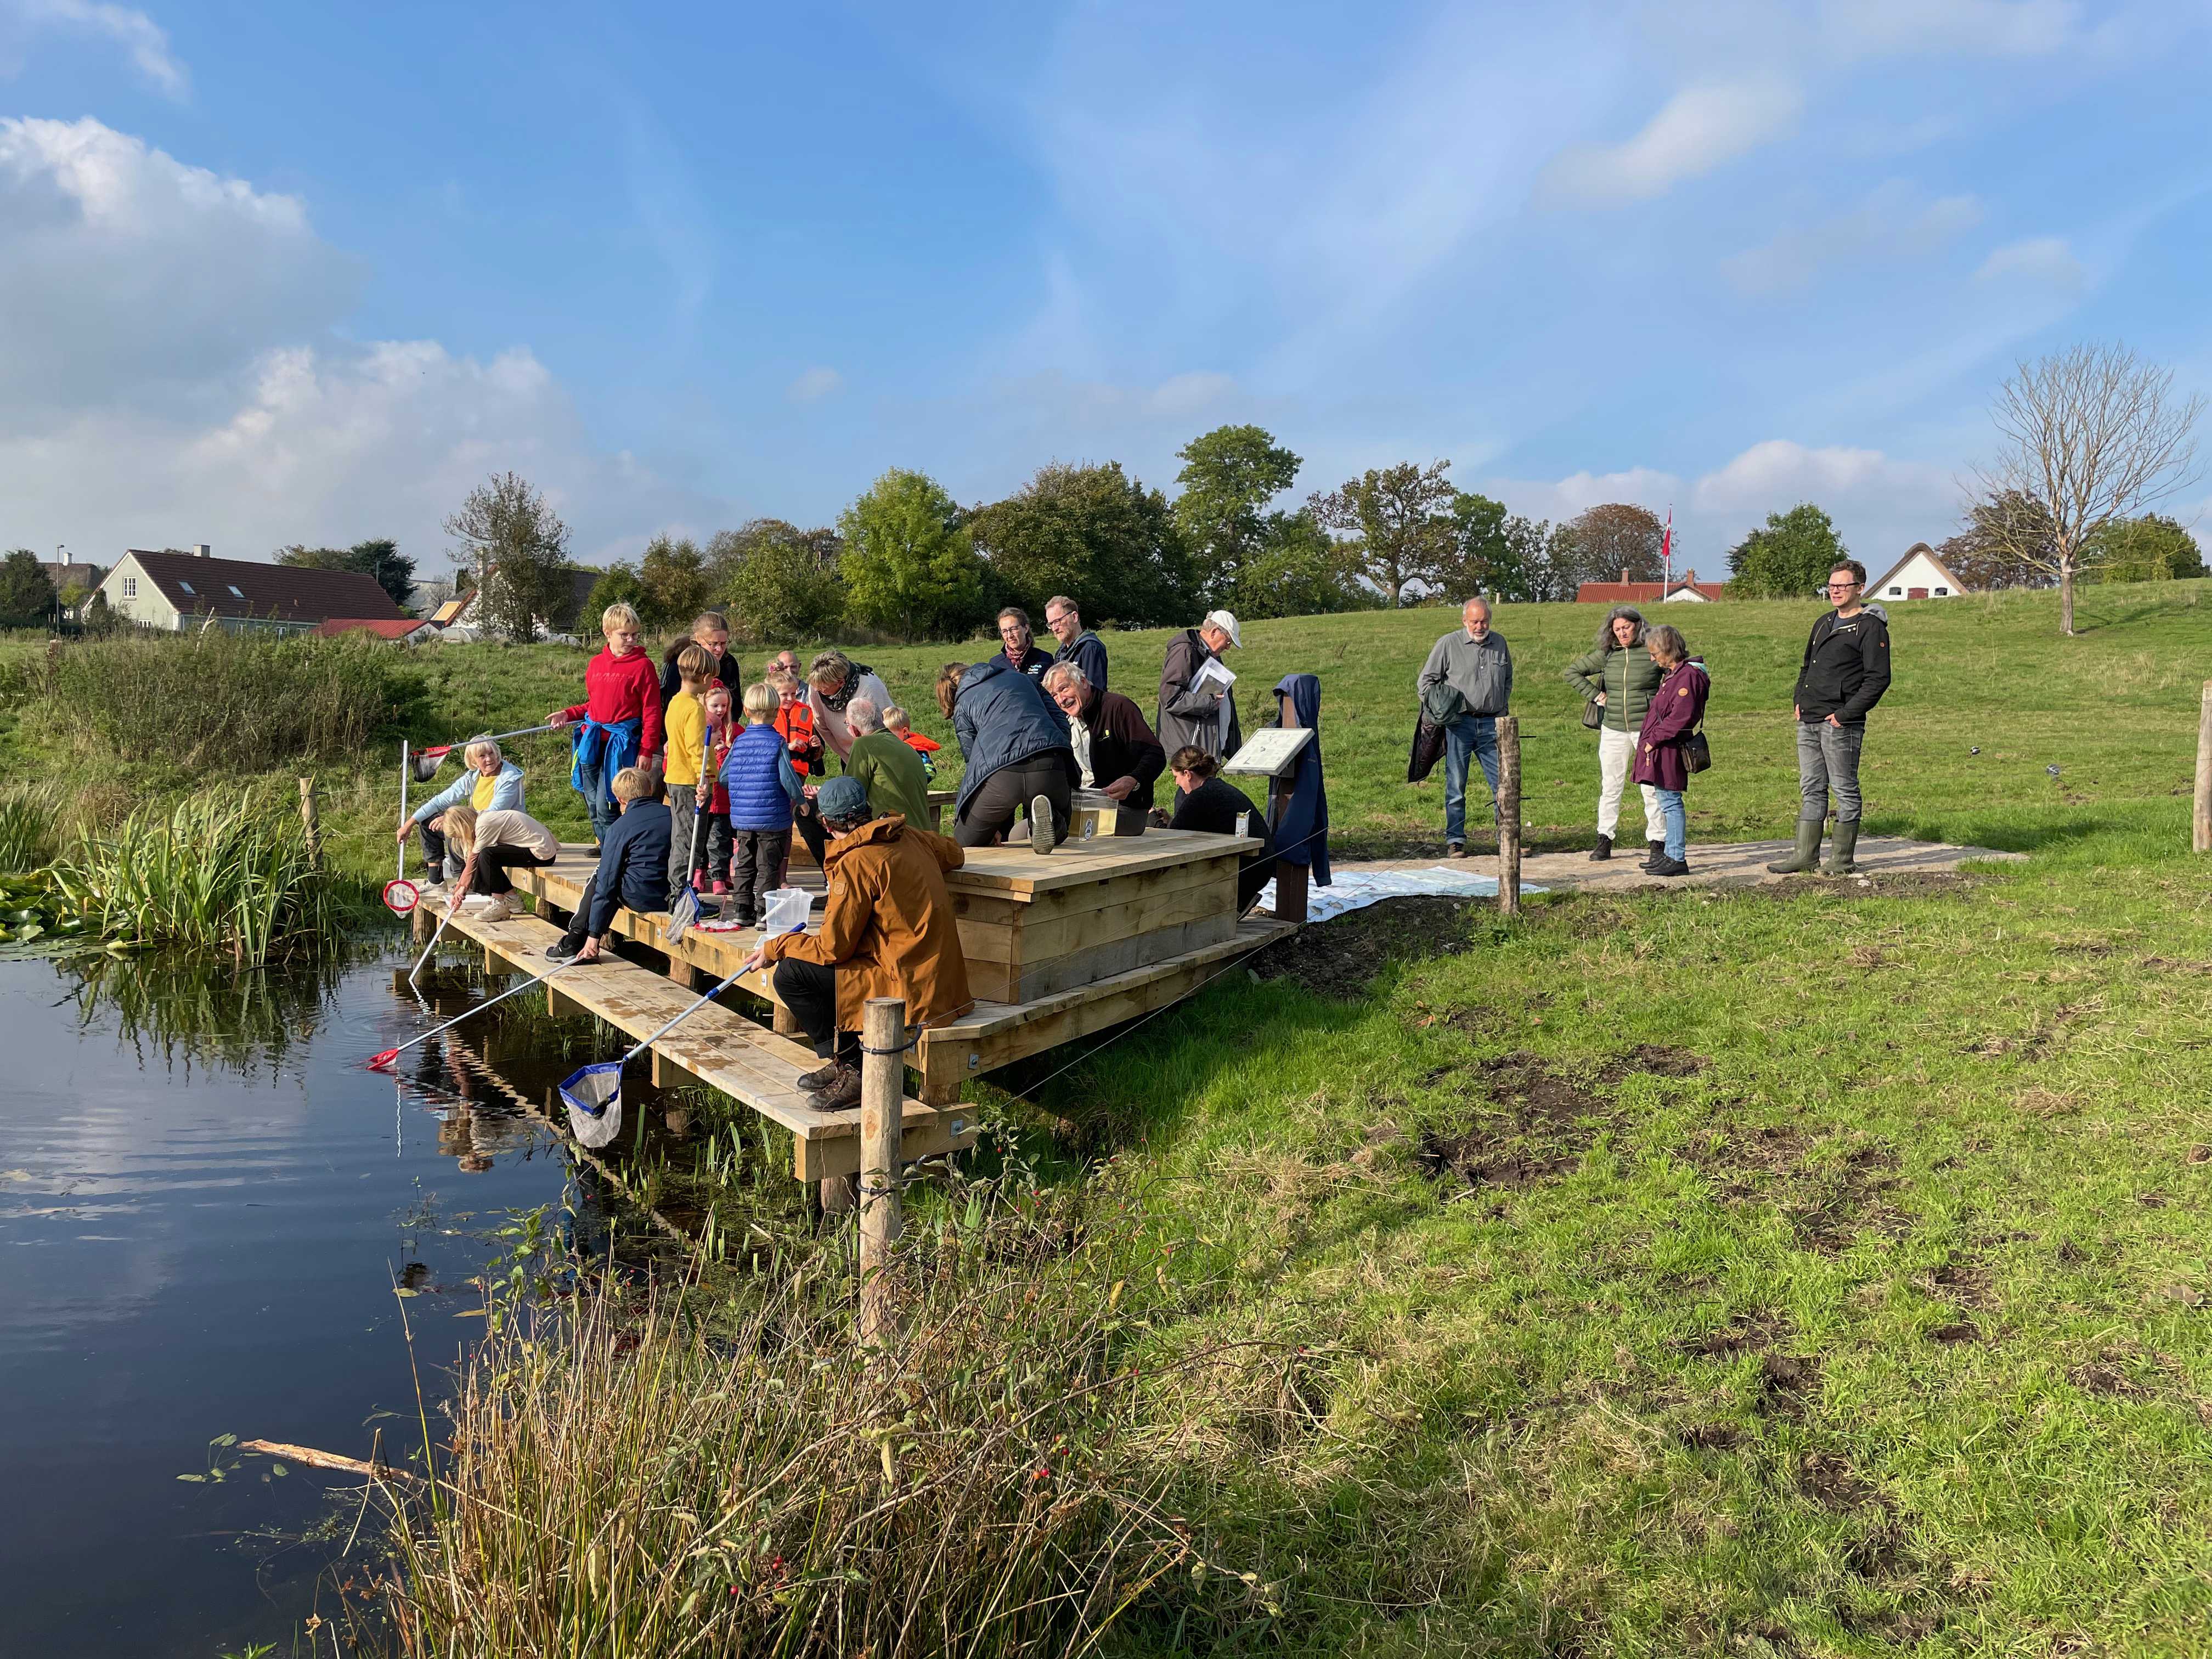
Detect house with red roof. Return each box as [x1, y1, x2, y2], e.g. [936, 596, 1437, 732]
[312, 617, 441, 644]
[1575, 568, 1730, 604]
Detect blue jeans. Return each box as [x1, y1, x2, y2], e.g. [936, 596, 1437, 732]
[1653, 789, 1686, 862]
[576, 758, 618, 845]
[1443, 715, 1499, 846]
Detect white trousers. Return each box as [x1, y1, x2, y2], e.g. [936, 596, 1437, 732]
[1596, 726, 1661, 839]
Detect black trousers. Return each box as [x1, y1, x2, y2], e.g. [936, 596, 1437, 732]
[773, 957, 853, 1063]
[730, 828, 791, 924]
[558, 870, 606, 951]
[954, 757, 1071, 848]
[417, 820, 460, 879]
[471, 845, 554, 896]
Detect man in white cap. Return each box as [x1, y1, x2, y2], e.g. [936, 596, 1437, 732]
[1158, 609, 1243, 792]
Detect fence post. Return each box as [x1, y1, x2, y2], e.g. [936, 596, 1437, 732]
[857, 996, 905, 1346]
[1496, 716, 1521, 916]
[297, 776, 320, 865]
[2194, 681, 2212, 855]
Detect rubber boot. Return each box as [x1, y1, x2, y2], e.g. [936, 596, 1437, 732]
[1766, 817, 1824, 874]
[1820, 820, 1860, 876]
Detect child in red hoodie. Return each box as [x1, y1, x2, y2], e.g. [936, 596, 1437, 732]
[547, 602, 665, 847]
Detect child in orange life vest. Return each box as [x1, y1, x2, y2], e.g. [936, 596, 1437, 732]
[883, 704, 940, 779]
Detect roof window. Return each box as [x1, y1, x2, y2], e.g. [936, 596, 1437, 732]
[178, 580, 195, 595]
[227, 584, 245, 598]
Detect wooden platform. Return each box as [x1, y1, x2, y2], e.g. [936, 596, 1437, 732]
[499, 828, 1293, 1109]
[412, 898, 975, 1181]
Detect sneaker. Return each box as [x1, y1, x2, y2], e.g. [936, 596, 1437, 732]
[795, 1056, 845, 1093]
[464, 893, 516, 922]
[1446, 842, 1468, 859]
[1588, 834, 1613, 863]
[733, 912, 758, 930]
[416, 880, 447, 901]
[1647, 856, 1691, 878]
[1030, 794, 1057, 854]
[802, 1060, 862, 1111]
[544, 936, 584, 962]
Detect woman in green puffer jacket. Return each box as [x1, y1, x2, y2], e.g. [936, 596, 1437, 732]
[1563, 605, 1664, 862]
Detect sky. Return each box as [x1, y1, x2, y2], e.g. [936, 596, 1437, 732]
[3, 0, 2209, 582]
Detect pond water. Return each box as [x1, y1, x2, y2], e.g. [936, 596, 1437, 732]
[0, 944, 628, 1654]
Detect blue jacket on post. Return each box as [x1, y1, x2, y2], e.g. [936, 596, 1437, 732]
[1267, 673, 1330, 887]
[721, 721, 802, 832]
[951, 659, 1075, 819]
[586, 800, 672, 934]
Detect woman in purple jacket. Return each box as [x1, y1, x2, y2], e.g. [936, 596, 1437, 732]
[1630, 623, 1709, 878]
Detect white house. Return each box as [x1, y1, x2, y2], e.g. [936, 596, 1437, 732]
[1869, 544, 1968, 601]
[93, 546, 405, 635]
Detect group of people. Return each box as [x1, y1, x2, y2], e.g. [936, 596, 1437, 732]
[391, 594, 1285, 1116]
[1417, 558, 1892, 877]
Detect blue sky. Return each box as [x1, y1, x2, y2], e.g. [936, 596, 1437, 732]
[3, 0, 2208, 580]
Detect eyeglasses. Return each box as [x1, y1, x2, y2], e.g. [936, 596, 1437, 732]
[1826, 581, 1859, 591]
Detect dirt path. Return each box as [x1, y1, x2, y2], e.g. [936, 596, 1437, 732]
[1328, 835, 2024, 894]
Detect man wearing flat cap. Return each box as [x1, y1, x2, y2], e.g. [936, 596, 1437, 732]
[740, 775, 972, 1111]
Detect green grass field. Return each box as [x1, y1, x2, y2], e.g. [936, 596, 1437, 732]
[10, 585, 2212, 1652]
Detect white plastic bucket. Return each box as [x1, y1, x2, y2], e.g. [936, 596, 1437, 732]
[760, 887, 812, 935]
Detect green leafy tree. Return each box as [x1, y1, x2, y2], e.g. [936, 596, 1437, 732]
[584, 561, 648, 623]
[1307, 460, 1457, 607]
[1436, 492, 1562, 602]
[969, 461, 1196, 628]
[0, 549, 56, 624]
[1728, 503, 1850, 599]
[1173, 425, 1303, 605]
[837, 469, 988, 641]
[444, 471, 572, 642]
[720, 524, 847, 643]
[1224, 510, 1376, 618]
[86, 589, 114, 631]
[1553, 503, 1667, 592]
[2081, 513, 2208, 582]
[637, 535, 712, 629]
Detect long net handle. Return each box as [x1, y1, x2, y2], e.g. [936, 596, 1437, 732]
[621, 967, 747, 1065]
[398, 741, 410, 883]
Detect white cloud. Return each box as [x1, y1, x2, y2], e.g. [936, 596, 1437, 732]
[1723, 181, 1983, 295]
[2, 0, 188, 96]
[1976, 234, 2086, 290]
[1691, 438, 1949, 514]
[0, 115, 734, 563]
[1819, 0, 2079, 61]
[786, 366, 843, 404]
[1536, 77, 1803, 207]
[1484, 466, 1683, 526]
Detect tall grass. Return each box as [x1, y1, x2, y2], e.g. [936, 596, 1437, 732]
[53, 789, 335, 962]
[0, 783, 61, 872]
[375, 1190, 1267, 1657]
[38, 629, 424, 771]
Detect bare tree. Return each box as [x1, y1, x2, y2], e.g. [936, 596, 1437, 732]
[1972, 343, 2203, 635]
[1307, 459, 1456, 607]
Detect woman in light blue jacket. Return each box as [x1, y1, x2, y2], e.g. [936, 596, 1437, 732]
[396, 737, 526, 890]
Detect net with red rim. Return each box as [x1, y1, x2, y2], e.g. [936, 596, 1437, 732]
[383, 878, 421, 915]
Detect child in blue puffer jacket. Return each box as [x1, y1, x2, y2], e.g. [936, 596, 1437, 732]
[721, 682, 806, 928]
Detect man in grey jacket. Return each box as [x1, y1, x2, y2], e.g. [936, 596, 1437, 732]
[1417, 597, 1513, 856]
[1156, 609, 1243, 779]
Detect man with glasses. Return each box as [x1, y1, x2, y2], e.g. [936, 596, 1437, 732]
[1043, 594, 1109, 692]
[1769, 560, 1892, 876]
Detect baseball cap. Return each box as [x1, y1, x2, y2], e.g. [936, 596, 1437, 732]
[1201, 609, 1242, 648]
[816, 776, 870, 820]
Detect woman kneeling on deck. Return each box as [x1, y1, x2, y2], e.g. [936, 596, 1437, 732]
[437, 803, 560, 923]
[738, 776, 972, 1113]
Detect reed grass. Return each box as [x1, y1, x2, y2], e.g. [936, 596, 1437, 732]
[38, 629, 424, 771]
[374, 1183, 1268, 1658]
[0, 782, 60, 872]
[52, 788, 336, 962]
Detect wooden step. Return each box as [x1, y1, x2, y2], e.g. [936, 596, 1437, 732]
[418, 899, 973, 1181]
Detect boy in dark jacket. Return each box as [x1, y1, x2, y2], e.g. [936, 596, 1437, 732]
[545, 768, 672, 962]
[1768, 560, 1893, 877]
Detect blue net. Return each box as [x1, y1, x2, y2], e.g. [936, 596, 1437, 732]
[559, 1060, 625, 1149]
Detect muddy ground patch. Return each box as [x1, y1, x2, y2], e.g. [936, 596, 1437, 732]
[1249, 896, 1488, 999]
[1414, 1045, 1707, 1195]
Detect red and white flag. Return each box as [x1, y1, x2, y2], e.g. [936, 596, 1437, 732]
[1661, 506, 1673, 586]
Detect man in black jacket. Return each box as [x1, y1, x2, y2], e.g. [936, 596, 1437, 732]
[1042, 662, 1165, 810]
[1769, 560, 1892, 877]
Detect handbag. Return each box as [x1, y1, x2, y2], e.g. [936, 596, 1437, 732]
[1685, 729, 1712, 775]
[1581, 697, 1605, 730]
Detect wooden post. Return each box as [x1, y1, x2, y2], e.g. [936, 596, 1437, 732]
[297, 776, 320, 864]
[857, 996, 905, 1346]
[2194, 681, 2212, 855]
[1497, 715, 1521, 917]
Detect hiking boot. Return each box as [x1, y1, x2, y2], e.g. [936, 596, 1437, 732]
[1641, 840, 1666, 871]
[1446, 842, 1468, 859]
[1589, 834, 1613, 862]
[802, 1060, 862, 1111]
[1648, 855, 1691, 878]
[1820, 820, 1860, 876]
[1767, 816, 1825, 874]
[795, 1056, 845, 1092]
[1030, 794, 1058, 854]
